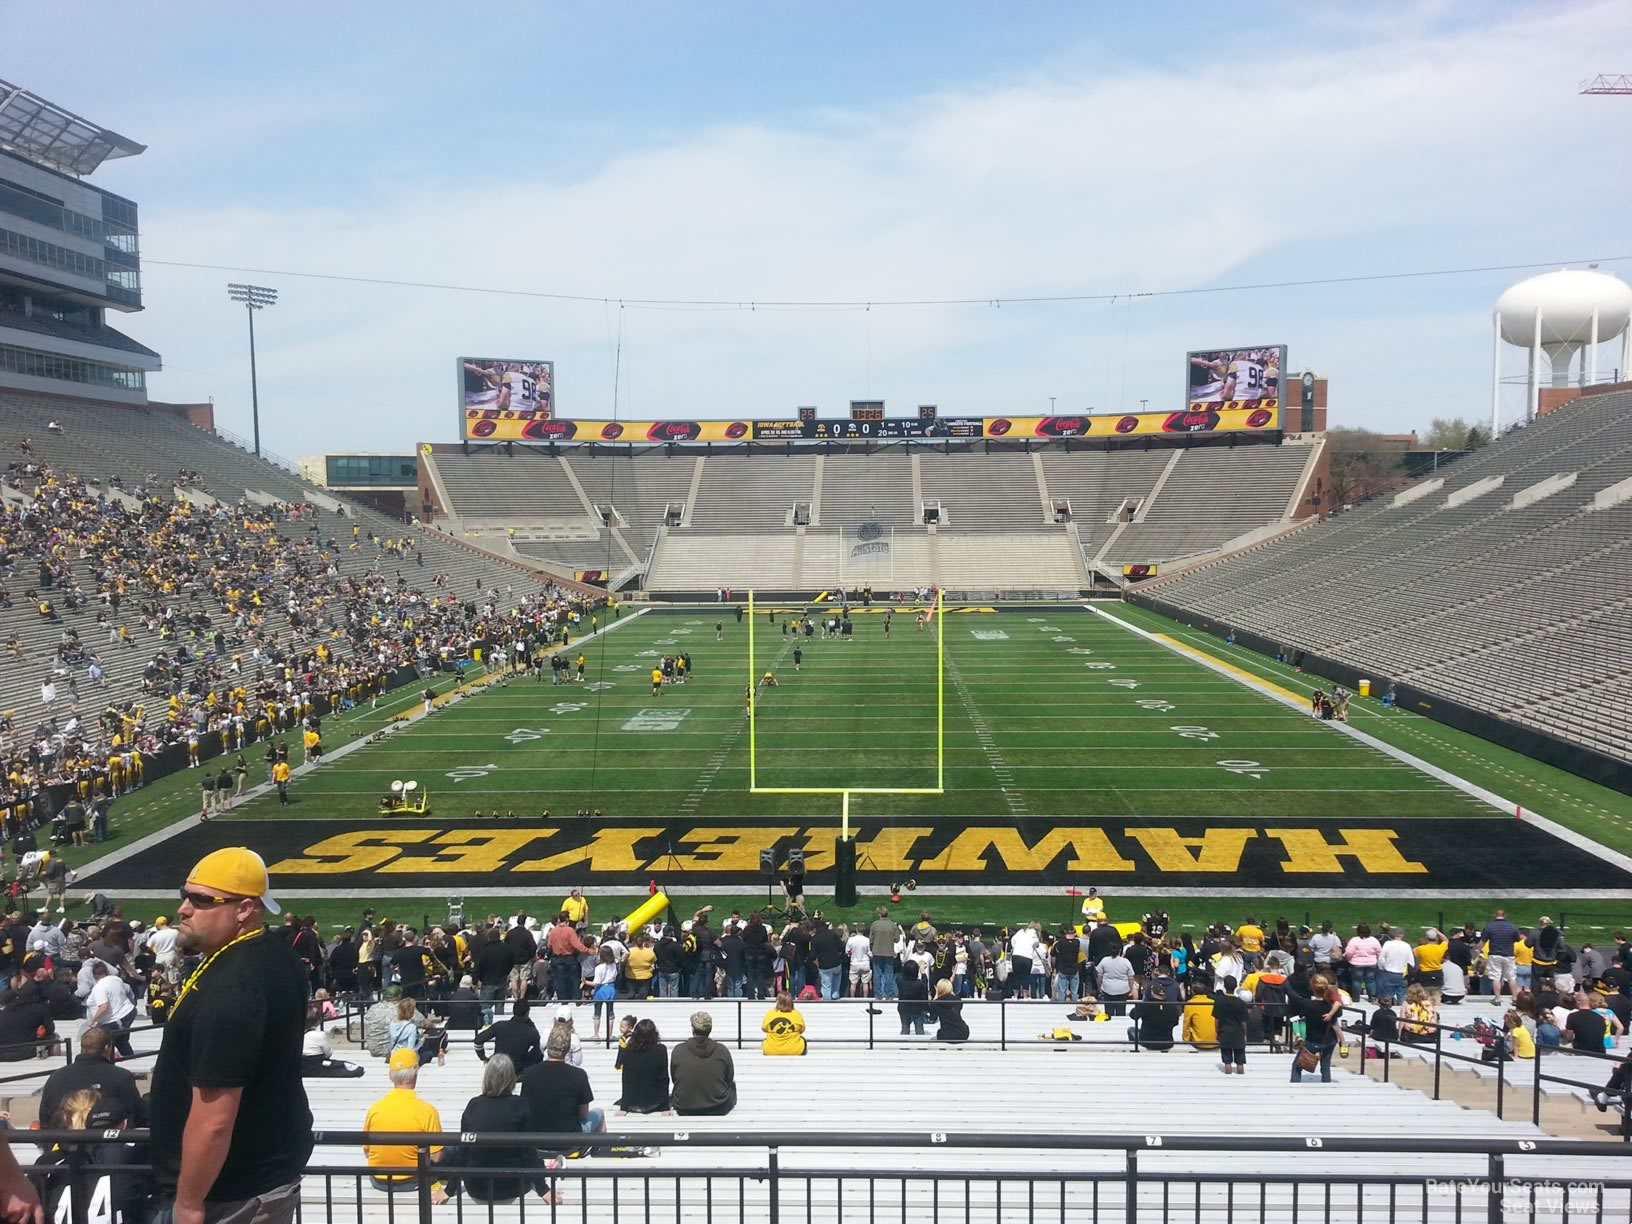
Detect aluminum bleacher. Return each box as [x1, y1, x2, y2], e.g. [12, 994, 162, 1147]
[0, 393, 548, 728]
[147, 997, 1627, 1222]
[1144, 390, 1632, 762]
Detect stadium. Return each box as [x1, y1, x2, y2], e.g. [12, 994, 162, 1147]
[3, 28, 1632, 1224]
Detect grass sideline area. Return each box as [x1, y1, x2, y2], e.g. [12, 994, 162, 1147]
[66, 601, 1632, 937]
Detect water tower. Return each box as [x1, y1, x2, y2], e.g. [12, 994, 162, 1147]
[1492, 268, 1632, 432]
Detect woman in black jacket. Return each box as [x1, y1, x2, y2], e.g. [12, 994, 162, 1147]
[898, 961, 930, 1035]
[930, 979, 968, 1042]
[617, 1019, 671, 1114]
[447, 1055, 560, 1205]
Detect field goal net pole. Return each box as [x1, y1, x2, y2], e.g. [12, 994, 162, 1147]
[748, 588, 944, 845]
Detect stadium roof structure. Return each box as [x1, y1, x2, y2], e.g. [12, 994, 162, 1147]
[0, 79, 145, 177]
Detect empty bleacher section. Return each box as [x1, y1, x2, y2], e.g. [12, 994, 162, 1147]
[816, 450, 916, 526]
[433, 450, 589, 519]
[688, 454, 815, 528]
[1143, 389, 1632, 762]
[915, 451, 1044, 528]
[424, 440, 1314, 595]
[1103, 443, 1316, 564]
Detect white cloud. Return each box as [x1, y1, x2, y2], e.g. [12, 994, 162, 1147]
[129, 0, 1632, 446]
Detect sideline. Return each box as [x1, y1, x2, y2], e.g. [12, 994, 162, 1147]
[1086, 604, 1632, 889]
[78, 609, 651, 883]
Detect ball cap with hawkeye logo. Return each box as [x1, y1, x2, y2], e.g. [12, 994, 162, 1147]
[186, 846, 281, 914]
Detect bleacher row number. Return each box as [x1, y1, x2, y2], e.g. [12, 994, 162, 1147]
[1306, 1139, 1324, 1149]
[930, 1133, 947, 1144]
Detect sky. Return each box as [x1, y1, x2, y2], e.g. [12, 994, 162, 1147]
[9, 0, 1632, 453]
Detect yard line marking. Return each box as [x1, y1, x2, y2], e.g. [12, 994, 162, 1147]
[1088, 605, 1632, 878]
[948, 654, 1027, 815]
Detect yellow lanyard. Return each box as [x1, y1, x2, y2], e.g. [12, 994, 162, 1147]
[173, 928, 264, 1018]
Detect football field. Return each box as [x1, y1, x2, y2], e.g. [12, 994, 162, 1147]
[86, 603, 1632, 911]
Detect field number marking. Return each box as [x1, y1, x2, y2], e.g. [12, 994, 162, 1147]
[549, 702, 588, 715]
[1066, 647, 1094, 655]
[1171, 724, 1219, 741]
[1218, 759, 1269, 779]
[623, 708, 692, 732]
[1136, 699, 1175, 712]
[1107, 678, 1140, 688]
[971, 630, 1010, 641]
[1082, 661, 1116, 670]
[504, 727, 550, 743]
[447, 763, 498, 783]
[1052, 636, 1075, 643]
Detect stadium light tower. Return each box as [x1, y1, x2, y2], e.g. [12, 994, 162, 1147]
[1579, 74, 1632, 94]
[226, 283, 277, 457]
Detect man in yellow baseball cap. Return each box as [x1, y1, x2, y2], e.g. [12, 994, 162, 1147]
[364, 1047, 448, 1199]
[149, 847, 311, 1224]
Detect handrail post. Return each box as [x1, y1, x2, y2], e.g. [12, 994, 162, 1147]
[737, 999, 743, 1051]
[767, 1145, 781, 1224]
[416, 1142, 434, 1224]
[1433, 1025, 1442, 1099]
[1124, 1149, 1138, 1224]
[1532, 1039, 1543, 1127]
[1382, 1030, 1391, 1084]
[1000, 998, 1006, 1052]
[1495, 1049, 1505, 1119]
[867, 999, 874, 1051]
[1486, 1152, 1504, 1222]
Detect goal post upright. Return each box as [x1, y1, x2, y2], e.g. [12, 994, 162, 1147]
[747, 587, 945, 851]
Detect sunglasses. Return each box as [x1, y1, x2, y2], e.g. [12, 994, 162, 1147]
[178, 888, 240, 908]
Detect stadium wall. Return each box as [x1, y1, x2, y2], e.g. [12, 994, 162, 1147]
[1127, 592, 1632, 797]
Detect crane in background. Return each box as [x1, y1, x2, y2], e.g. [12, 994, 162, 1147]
[1580, 74, 1632, 94]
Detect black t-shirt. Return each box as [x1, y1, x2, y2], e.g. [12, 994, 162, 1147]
[519, 1059, 593, 1138]
[477, 1018, 541, 1068]
[1296, 997, 1339, 1044]
[783, 930, 811, 969]
[719, 934, 746, 976]
[1566, 1008, 1608, 1053]
[40, 1054, 141, 1130]
[0, 1001, 54, 1061]
[654, 938, 683, 975]
[475, 939, 513, 986]
[392, 944, 427, 990]
[457, 1093, 539, 1201]
[812, 930, 844, 970]
[150, 928, 313, 1199]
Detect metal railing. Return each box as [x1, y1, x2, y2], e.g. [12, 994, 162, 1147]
[17, 1128, 1632, 1224]
[1339, 1006, 1630, 1139]
[0, 1020, 165, 1088]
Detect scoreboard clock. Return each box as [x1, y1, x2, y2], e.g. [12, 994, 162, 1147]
[849, 400, 885, 421]
[797, 405, 817, 423]
[917, 404, 938, 421]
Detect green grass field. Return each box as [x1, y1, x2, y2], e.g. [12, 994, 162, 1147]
[78, 602, 1632, 938]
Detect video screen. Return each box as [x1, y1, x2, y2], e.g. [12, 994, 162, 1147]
[460, 357, 554, 417]
[1186, 345, 1284, 408]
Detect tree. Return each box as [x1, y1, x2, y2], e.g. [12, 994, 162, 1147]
[1422, 417, 1489, 451]
[1325, 427, 1408, 507]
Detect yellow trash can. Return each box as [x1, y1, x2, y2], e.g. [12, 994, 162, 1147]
[1358, 679, 1371, 697]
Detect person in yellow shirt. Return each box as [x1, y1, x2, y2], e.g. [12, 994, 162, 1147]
[761, 993, 806, 1056]
[273, 758, 292, 806]
[651, 667, 663, 696]
[561, 888, 588, 928]
[625, 934, 657, 999]
[363, 1048, 448, 1197]
[1515, 933, 1535, 994]
[1414, 929, 1449, 1002]
[575, 653, 587, 682]
[1235, 918, 1265, 969]
[1182, 991, 1218, 1049]
[303, 727, 322, 765]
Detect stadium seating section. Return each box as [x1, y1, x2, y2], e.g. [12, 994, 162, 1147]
[1145, 389, 1632, 762]
[0, 392, 553, 732]
[424, 440, 1321, 594]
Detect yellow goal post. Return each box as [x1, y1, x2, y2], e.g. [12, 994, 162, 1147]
[747, 588, 944, 840]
